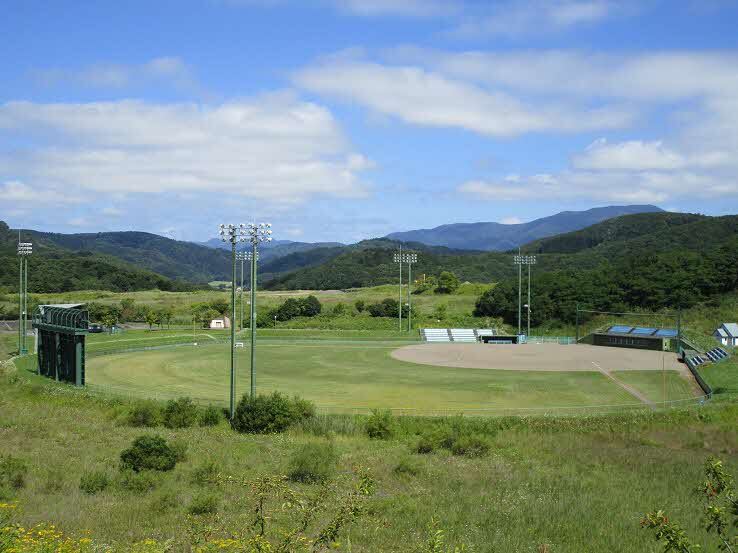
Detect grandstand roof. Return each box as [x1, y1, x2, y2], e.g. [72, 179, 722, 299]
[602, 325, 678, 338]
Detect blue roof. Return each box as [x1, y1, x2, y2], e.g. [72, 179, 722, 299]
[631, 327, 658, 335]
[654, 329, 678, 337]
[608, 325, 633, 333]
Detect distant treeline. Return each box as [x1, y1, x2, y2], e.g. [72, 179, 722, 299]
[475, 238, 738, 325]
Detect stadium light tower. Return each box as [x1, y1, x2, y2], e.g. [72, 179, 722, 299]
[17, 240, 32, 355]
[247, 223, 272, 398]
[393, 246, 403, 332]
[401, 252, 418, 332]
[513, 254, 536, 337]
[219, 224, 248, 419]
[236, 251, 258, 334]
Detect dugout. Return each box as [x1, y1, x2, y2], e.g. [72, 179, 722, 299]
[592, 325, 678, 352]
[480, 334, 521, 344]
[32, 304, 89, 386]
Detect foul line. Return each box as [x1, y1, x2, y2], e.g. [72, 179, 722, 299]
[591, 361, 655, 409]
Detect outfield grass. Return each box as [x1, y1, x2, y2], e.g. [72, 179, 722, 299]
[80, 337, 701, 413]
[612, 370, 700, 404]
[0, 367, 736, 552]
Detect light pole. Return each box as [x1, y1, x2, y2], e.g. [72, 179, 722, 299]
[393, 246, 403, 332]
[524, 304, 531, 340]
[397, 252, 417, 332]
[17, 241, 32, 355]
[513, 254, 536, 337]
[236, 252, 245, 332]
[247, 223, 272, 398]
[219, 224, 248, 419]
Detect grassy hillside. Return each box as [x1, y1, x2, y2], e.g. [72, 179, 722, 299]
[0, 222, 189, 296]
[0, 362, 736, 551]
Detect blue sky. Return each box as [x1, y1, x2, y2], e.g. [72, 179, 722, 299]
[2, 0, 738, 243]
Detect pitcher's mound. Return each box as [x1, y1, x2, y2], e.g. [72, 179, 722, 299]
[391, 343, 685, 372]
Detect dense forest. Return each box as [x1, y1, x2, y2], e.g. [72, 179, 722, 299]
[0, 222, 193, 294]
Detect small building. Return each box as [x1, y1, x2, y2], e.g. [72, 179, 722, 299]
[209, 316, 230, 329]
[713, 323, 738, 347]
[592, 325, 678, 351]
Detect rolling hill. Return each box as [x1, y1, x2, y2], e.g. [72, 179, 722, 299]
[385, 205, 664, 251]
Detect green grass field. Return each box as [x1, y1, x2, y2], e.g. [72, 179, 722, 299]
[79, 331, 699, 413]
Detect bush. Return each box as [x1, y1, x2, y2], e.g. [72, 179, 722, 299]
[199, 405, 222, 427]
[354, 300, 365, 313]
[118, 469, 161, 493]
[162, 397, 198, 429]
[450, 434, 490, 457]
[120, 435, 179, 472]
[150, 490, 178, 513]
[414, 435, 436, 454]
[231, 392, 314, 434]
[191, 461, 220, 487]
[0, 455, 27, 493]
[79, 470, 110, 495]
[170, 438, 188, 462]
[394, 457, 421, 477]
[366, 409, 396, 440]
[188, 493, 219, 515]
[291, 395, 317, 421]
[127, 401, 161, 427]
[288, 442, 338, 484]
[40, 468, 65, 494]
[299, 295, 322, 317]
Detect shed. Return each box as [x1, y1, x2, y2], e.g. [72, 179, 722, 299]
[713, 323, 738, 347]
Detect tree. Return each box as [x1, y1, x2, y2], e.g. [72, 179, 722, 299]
[101, 313, 117, 333]
[144, 310, 158, 331]
[161, 308, 174, 329]
[435, 271, 460, 294]
[642, 457, 736, 552]
[275, 298, 302, 321]
[299, 295, 322, 317]
[354, 299, 366, 313]
[209, 298, 229, 316]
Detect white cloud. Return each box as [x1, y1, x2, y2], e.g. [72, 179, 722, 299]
[33, 56, 197, 91]
[0, 94, 371, 204]
[450, 1, 617, 38]
[101, 207, 124, 216]
[500, 216, 522, 224]
[573, 139, 687, 171]
[331, 0, 456, 17]
[0, 180, 83, 204]
[294, 59, 633, 136]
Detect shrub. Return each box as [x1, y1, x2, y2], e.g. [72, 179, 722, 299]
[450, 434, 490, 457]
[150, 490, 178, 513]
[231, 392, 314, 434]
[79, 470, 110, 495]
[394, 457, 421, 477]
[170, 438, 188, 462]
[118, 469, 161, 493]
[191, 461, 220, 487]
[414, 435, 436, 454]
[40, 468, 65, 494]
[127, 401, 161, 427]
[291, 395, 317, 421]
[0, 455, 27, 492]
[199, 405, 222, 427]
[299, 295, 322, 317]
[188, 493, 219, 515]
[365, 409, 396, 440]
[120, 435, 178, 473]
[288, 442, 338, 484]
[162, 397, 198, 429]
[354, 299, 365, 313]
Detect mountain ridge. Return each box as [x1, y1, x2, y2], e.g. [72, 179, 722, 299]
[385, 205, 664, 251]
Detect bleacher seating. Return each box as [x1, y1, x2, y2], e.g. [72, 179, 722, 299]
[706, 347, 729, 363]
[422, 328, 451, 342]
[449, 329, 476, 342]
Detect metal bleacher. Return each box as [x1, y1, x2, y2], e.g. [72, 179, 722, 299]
[422, 328, 452, 342]
[705, 347, 729, 363]
[421, 328, 494, 343]
[449, 329, 476, 342]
